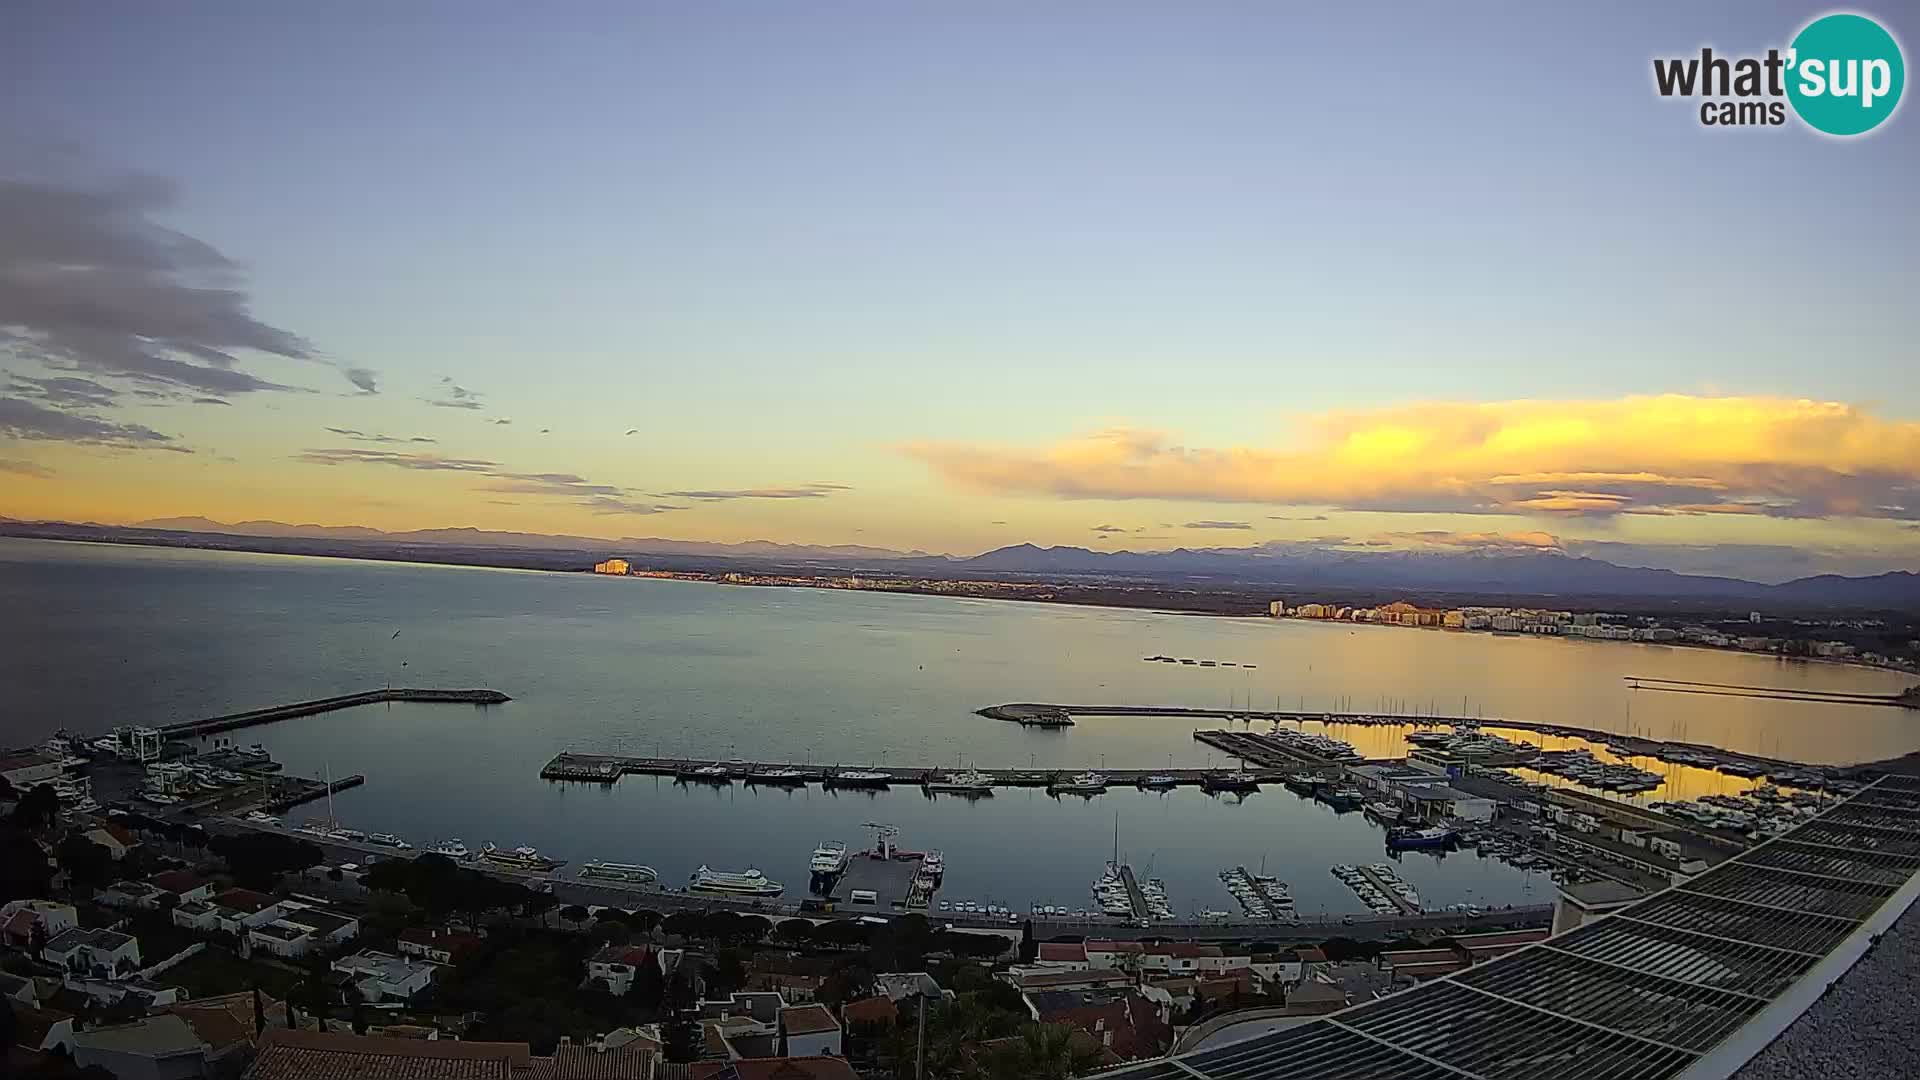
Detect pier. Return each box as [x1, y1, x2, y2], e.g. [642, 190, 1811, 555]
[260, 773, 365, 813]
[1192, 729, 1348, 769]
[161, 688, 510, 739]
[1117, 864, 1150, 921]
[1352, 865, 1419, 915]
[540, 752, 1291, 790]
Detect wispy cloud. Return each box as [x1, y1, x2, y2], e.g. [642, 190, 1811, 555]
[0, 394, 181, 449]
[7, 374, 119, 408]
[323, 427, 435, 445]
[662, 482, 851, 501]
[345, 367, 379, 394]
[294, 446, 684, 516]
[1184, 520, 1252, 530]
[1374, 529, 1563, 551]
[424, 377, 483, 410]
[0, 457, 54, 477]
[1090, 523, 1126, 534]
[902, 395, 1920, 521]
[0, 168, 362, 397]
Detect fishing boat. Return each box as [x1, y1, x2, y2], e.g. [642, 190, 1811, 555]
[925, 769, 996, 794]
[581, 860, 659, 883]
[1282, 773, 1322, 795]
[826, 768, 892, 789]
[1386, 825, 1458, 851]
[688, 865, 783, 897]
[479, 843, 562, 872]
[1201, 771, 1259, 793]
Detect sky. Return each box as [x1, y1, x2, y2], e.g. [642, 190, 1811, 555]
[1, 2, 1916, 580]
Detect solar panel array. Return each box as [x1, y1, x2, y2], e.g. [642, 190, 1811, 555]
[1103, 773, 1920, 1080]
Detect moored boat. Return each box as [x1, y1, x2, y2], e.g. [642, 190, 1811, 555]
[582, 860, 659, 883]
[689, 865, 783, 896]
[480, 843, 562, 872]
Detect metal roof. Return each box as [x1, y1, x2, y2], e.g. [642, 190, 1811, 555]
[1102, 774, 1920, 1080]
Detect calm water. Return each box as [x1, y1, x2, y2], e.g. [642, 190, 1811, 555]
[4, 537, 1913, 915]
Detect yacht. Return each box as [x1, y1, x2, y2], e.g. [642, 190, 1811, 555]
[427, 839, 471, 859]
[826, 768, 892, 789]
[676, 764, 731, 783]
[810, 840, 850, 876]
[238, 744, 270, 760]
[750, 767, 807, 785]
[366, 833, 411, 849]
[921, 850, 944, 879]
[925, 769, 995, 794]
[1138, 774, 1180, 789]
[480, 843, 561, 872]
[1050, 771, 1108, 795]
[688, 865, 784, 897]
[581, 860, 659, 883]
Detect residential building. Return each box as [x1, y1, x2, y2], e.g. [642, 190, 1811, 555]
[586, 943, 655, 995]
[210, 888, 281, 934]
[1003, 968, 1134, 994]
[1136, 942, 1230, 974]
[0, 970, 38, 1006]
[83, 823, 142, 860]
[396, 926, 483, 964]
[12, 1004, 75, 1053]
[331, 950, 439, 1002]
[97, 879, 167, 910]
[595, 558, 631, 575]
[839, 995, 897, 1029]
[246, 905, 358, 959]
[1035, 941, 1088, 967]
[1552, 878, 1645, 935]
[171, 901, 220, 932]
[869, 971, 949, 1006]
[244, 1029, 535, 1079]
[778, 1004, 842, 1057]
[1082, 939, 1145, 969]
[0, 750, 65, 790]
[148, 871, 214, 903]
[1, 900, 79, 950]
[1023, 989, 1171, 1062]
[43, 927, 141, 979]
[1380, 947, 1468, 983]
[688, 1057, 859, 1080]
[71, 1014, 211, 1079]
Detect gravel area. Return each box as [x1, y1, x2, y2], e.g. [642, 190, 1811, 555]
[1733, 898, 1920, 1080]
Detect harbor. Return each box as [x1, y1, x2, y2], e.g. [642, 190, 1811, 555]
[540, 751, 1293, 791]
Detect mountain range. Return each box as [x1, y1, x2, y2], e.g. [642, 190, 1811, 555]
[0, 515, 1909, 609]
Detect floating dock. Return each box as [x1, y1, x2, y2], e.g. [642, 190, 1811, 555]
[1118, 864, 1150, 921]
[540, 752, 1291, 790]
[1353, 865, 1420, 915]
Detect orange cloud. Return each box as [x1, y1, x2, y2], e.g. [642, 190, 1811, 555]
[901, 395, 1920, 520]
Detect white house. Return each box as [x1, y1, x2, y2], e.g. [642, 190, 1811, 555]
[1, 899, 79, 950]
[586, 944, 654, 996]
[331, 950, 439, 1003]
[82, 824, 141, 861]
[396, 927, 482, 964]
[778, 1004, 842, 1057]
[1083, 940, 1145, 969]
[95, 880, 165, 910]
[1034, 942, 1089, 968]
[172, 900, 221, 932]
[43, 927, 142, 979]
[247, 905, 358, 959]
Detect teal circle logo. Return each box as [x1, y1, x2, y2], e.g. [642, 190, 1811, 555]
[1786, 13, 1905, 135]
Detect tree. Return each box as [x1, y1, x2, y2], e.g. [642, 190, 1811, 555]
[1018, 920, 1037, 964]
[10, 784, 61, 831]
[559, 904, 590, 931]
[980, 1021, 1104, 1080]
[710, 947, 749, 995]
[661, 969, 701, 1063]
[629, 955, 665, 1010]
[209, 832, 324, 891]
[0, 826, 54, 903]
[775, 918, 815, 945]
[58, 833, 122, 890]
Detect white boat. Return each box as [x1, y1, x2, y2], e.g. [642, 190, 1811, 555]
[752, 767, 807, 785]
[810, 841, 850, 875]
[688, 865, 784, 896]
[925, 769, 996, 793]
[1138, 774, 1179, 788]
[582, 860, 659, 883]
[1051, 771, 1109, 794]
[238, 744, 270, 759]
[427, 839, 470, 859]
[480, 843, 560, 871]
[366, 833, 411, 849]
[828, 769, 892, 788]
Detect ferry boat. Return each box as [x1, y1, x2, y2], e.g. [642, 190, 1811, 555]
[925, 769, 995, 794]
[1049, 771, 1109, 795]
[676, 764, 731, 783]
[480, 843, 561, 872]
[750, 767, 807, 785]
[427, 840, 471, 859]
[1137, 774, 1180, 789]
[366, 833, 411, 849]
[810, 840, 850, 876]
[1386, 825, 1458, 851]
[688, 865, 783, 897]
[826, 768, 892, 789]
[581, 860, 659, 883]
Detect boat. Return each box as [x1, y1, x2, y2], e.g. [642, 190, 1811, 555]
[1137, 774, 1180, 789]
[1050, 771, 1109, 795]
[366, 833, 411, 849]
[238, 744, 270, 759]
[581, 860, 659, 883]
[1320, 786, 1365, 811]
[675, 764, 731, 783]
[826, 769, 892, 789]
[810, 841, 850, 876]
[1387, 826, 1458, 850]
[921, 850, 944, 879]
[688, 865, 784, 897]
[1283, 773, 1322, 795]
[1202, 771, 1259, 793]
[750, 767, 807, 785]
[479, 843, 561, 872]
[427, 840, 470, 859]
[1364, 801, 1406, 824]
[925, 769, 996, 794]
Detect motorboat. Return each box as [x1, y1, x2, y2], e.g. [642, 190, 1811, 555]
[1137, 774, 1180, 789]
[366, 833, 411, 849]
[427, 839, 471, 859]
[750, 767, 807, 785]
[688, 865, 783, 897]
[826, 769, 892, 789]
[925, 769, 996, 794]
[676, 764, 731, 783]
[479, 843, 561, 872]
[810, 840, 850, 876]
[1050, 771, 1108, 795]
[1387, 825, 1458, 850]
[1201, 771, 1259, 792]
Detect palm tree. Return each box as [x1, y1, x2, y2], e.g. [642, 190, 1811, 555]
[983, 1023, 1104, 1080]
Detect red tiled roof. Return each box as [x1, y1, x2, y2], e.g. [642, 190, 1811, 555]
[1013, 969, 1133, 989]
[3, 910, 35, 937]
[1043, 994, 1170, 1062]
[90, 823, 138, 848]
[687, 1057, 859, 1080]
[545, 1043, 656, 1078]
[1037, 942, 1087, 962]
[149, 870, 207, 895]
[399, 927, 485, 957]
[216, 888, 277, 914]
[839, 996, 896, 1026]
[13, 1005, 73, 1050]
[777, 1004, 838, 1035]
[1142, 942, 1219, 959]
[1292, 946, 1328, 963]
[1083, 939, 1144, 955]
[244, 1028, 531, 1079]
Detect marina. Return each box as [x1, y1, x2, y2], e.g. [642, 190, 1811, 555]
[541, 752, 1294, 791]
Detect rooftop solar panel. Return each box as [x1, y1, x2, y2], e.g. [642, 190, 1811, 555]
[1097, 774, 1920, 1080]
